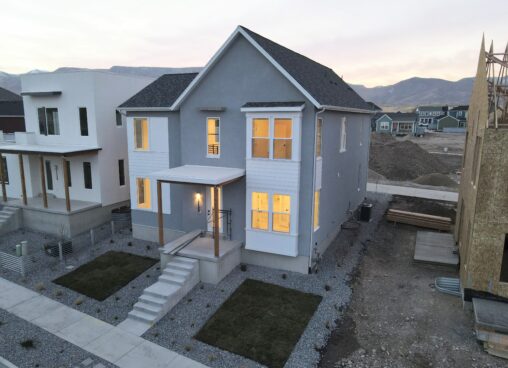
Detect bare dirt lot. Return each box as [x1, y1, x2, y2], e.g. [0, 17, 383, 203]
[319, 196, 505, 368]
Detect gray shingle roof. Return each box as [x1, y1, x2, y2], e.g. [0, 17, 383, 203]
[0, 87, 21, 102]
[119, 73, 198, 108]
[0, 101, 24, 116]
[242, 101, 305, 108]
[240, 26, 374, 112]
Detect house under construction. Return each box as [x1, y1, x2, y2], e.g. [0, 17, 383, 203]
[455, 37, 508, 302]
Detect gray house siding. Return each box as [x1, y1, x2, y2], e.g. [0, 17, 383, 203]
[375, 115, 392, 133]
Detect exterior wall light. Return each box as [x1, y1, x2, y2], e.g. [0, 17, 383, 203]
[195, 192, 202, 213]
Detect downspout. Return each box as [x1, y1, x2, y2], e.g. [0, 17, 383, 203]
[308, 107, 325, 273]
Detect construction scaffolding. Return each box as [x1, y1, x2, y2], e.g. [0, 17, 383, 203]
[486, 42, 508, 128]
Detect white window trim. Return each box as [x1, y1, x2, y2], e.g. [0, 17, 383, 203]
[340, 117, 347, 153]
[206, 117, 220, 159]
[247, 189, 295, 235]
[133, 117, 150, 152]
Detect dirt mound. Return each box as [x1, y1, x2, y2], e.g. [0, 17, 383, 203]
[413, 173, 458, 188]
[369, 138, 450, 181]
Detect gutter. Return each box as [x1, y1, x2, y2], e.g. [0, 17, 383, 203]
[309, 107, 325, 273]
[320, 104, 377, 114]
[117, 107, 173, 113]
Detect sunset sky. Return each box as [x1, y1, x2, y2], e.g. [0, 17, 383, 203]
[1, 0, 506, 87]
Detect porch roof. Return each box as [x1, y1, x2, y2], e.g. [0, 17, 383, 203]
[152, 165, 245, 186]
[0, 143, 101, 156]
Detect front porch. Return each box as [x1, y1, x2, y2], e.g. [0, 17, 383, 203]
[3, 196, 100, 215]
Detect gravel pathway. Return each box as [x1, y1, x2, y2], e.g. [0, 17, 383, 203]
[142, 195, 389, 368]
[0, 228, 161, 326]
[0, 309, 116, 368]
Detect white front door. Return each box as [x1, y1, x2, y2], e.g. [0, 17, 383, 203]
[206, 187, 223, 233]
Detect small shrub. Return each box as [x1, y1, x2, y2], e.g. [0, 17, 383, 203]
[146, 245, 151, 250]
[20, 339, 35, 349]
[74, 297, 84, 306]
[34, 282, 45, 291]
[324, 284, 331, 291]
[127, 242, 133, 247]
[282, 273, 287, 280]
[240, 264, 247, 272]
[184, 345, 192, 352]
[55, 290, 63, 297]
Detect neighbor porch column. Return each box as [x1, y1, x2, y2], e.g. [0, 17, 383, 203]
[62, 157, 71, 212]
[0, 153, 7, 202]
[18, 153, 27, 205]
[39, 155, 48, 208]
[213, 185, 220, 257]
[157, 180, 164, 246]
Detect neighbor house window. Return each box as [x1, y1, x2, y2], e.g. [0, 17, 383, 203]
[134, 118, 149, 150]
[116, 111, 123, 126]
[273, 118, 292, 160]
[252, 118, 269, 158]
[136, 178, 151, 209]
[207, 118, 220, 157]
[380, 121, 389, 130]
[45, 160, 53, 190]
[272, 194, 290, 233]
[316, 118, 323, 157]
[38, 107, 60, 135]
[79, 107, 88, 136]
[500, 235, 508, 283]
[65, 160, 72, 187]
[340, 117, 347, 152]
[118, 159, 125, 186]
[399, 123, 412, 131]
[313, 190, 320, 230]
[83, 162, 92, 189]
[0, 157, 8, 184]
[251, 192, 268, 230]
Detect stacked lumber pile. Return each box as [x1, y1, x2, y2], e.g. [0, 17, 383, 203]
[473, 298, 508, 359]
[386, 209, 452, 231]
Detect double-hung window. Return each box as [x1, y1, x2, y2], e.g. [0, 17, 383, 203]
[273, 119, 292, 159]
[38, 107, 60, 135]
[251, 117, 293, 160]
[207, 118, 220, 157]
[272, 194, 290, 233]
[252, 118, 270, 158]
[134, 118, 149, 150]
[251, 192, 268, 230]
[313, 190, 320, 230]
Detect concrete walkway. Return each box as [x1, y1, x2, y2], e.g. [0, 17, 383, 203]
[367, 182, 458, 202]
[0, 278, 208, 368]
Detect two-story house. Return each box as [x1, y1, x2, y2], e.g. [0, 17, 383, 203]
[118, 26, 375, 279]
[0, 71, 153, 236]
[416, 105, 448, 129]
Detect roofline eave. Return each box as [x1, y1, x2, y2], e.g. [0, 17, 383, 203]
[320, 104, 378, 114]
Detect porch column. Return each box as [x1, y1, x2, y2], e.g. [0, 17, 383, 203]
[0, 153, 6, 202]
[39, 156, 48, 208]
[157, 180, 164, 246]
[62, 157, 71, 212]
[18, 153, 27, 205]
[213, 185, 219, 257]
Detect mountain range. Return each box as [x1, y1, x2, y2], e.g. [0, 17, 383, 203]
[0, 67, 472, 109]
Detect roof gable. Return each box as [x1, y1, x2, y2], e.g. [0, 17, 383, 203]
[172, 26, 374, 113]
[0, 87, 21, 102]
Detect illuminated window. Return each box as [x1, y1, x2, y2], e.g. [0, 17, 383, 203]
[273, 119, 292, 160]
[137, 178, 151, 209]
[251, 192, 268, 230]
[134, 118, 149, 150]
[340, 117, 347, 152]
[252, 118, 269, 158]
[316, 118, 323, 157]
[313, 190, 320, 230]
[207, 118, 220, 157]
[272, 194, 290, 233]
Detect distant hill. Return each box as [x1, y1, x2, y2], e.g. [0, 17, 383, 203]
[0, 68, 472, 109]
[351, 77, 473, 110]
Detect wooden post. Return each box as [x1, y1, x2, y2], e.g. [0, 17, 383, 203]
[213, 185, 219, 257]
[0, 153, 7, 202]
[62, 157, 70, 212]
[18, 153, 27, 205]
[157, 180, 164, 246]
[39, 156, 48, 208]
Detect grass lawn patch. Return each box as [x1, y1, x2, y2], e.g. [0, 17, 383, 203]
[53, 251, 157, 301]
[195, 278, 322, 368]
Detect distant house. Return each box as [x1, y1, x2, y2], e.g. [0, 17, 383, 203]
[448, 105, 468, 127]
[416, 105, 447, 129]
[374, 112, 417, 134]
[0, 87, 25, 134]
[436, 115, 461, 131]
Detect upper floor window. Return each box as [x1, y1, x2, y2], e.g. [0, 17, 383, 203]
[273, 119, 292, 159]
[38, 107, 60, 135]
[79, 107, 88, 136]
[316, 118, 323, 158]
[207, 118, 220, 157]
[252, 118, 270, 158]
[340, 117, 347, 152]
[134, 118, 149, 151]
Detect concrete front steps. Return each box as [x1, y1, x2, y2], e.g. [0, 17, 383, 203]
[117, 256, 199, 336]
[0, 206, 21, 235]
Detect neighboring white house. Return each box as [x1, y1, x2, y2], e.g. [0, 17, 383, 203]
[0, 71, 153, 236]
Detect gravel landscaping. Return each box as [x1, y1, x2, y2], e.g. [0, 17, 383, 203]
[142, 194, 389, 368]
[0, 309, 115, 368]
[0, 227, 161, 326]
